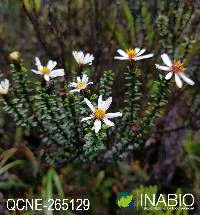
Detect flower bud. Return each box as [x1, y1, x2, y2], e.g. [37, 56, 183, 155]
[9, 51, 21, 62]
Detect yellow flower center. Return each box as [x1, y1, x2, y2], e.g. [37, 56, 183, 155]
[126, 48, 137, 60]
[76, 81, 85, 89]
[42, 67, 50, 74]
[170, 60, 185, 73]
[94, 108, 105, 120]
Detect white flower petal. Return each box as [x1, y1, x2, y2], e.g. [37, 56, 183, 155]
[5, 79, 9, 86]
[165, 72, 173, 80]
[87, 55, 94, 65]
[84, 98, 95, 112]
[105, 112, 122, 119]
[72, 51, 78, 60]
[98, 95, 103, 108]
[84, 53, 90, 60]
[81, 116, 94, 122]
[117, 49, 128, 57]
[77, 76, 81, 82]
[49, 69, 65, 78]
[179, 73, 195, 86]
[47, 60, 57, 70]
[86, 82, 93, 86]
[47, 60, 53, 69]
[78, 51, 84, 61]
[31, 69, 42, 75]
[155, 64, 170, 71]
[73, 51, 84, 64]
[134, 54, 153, 60]
[82, 74, 88, 83]
[69, 82, 77, 87]
[103, 97, 112, 111]
[161, 53, 172, 67]
[72, 51, 77, 56]
[135, 48, 141, 53]
[103, 118, 114, 127]
[137, 49, 146, 56]
[94, 119, 101, 133]
[44, 74, 50, 82]
[35, 57, 42, 70]
[114, 56, 128, 60]
[88, 61, 93, 65]
[70, 89, 80, 93]
[175, 74, 183, 88]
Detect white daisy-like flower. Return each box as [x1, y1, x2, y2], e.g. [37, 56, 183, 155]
[31, 57, 65, 82]
[155, 53, 195, 88]
[114, 48, 153, 61]
[0, 79, 9, 95]
[69, 74, 93, 93]
[72, 51, 94, 66]
[81, 95, 122, 133]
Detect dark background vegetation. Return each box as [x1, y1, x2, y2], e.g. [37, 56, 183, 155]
[0, 0, 200, 214]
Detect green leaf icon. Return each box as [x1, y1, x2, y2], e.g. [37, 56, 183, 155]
[117, 194, 133, 208]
